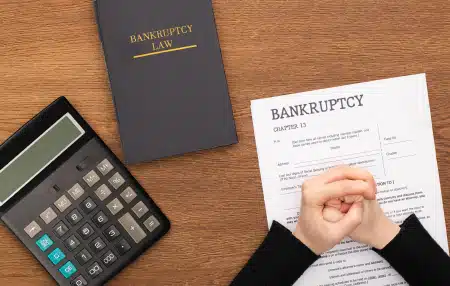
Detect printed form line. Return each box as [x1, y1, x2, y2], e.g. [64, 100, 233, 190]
[293, 149, 380, 165]
[133, 45, 198, 59]
[384, 140, 413, 145]
[294, 154, 380, 168]
[376, 124, 387, 176]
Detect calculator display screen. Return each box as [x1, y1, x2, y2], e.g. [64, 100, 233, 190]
[0, 113, 85, 206]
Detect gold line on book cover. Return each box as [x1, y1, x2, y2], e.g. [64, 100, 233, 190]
[133, 45, 198, 59]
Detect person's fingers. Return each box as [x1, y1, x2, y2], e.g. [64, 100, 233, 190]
[324, 200, 350, 217]
[340, 202, 352, 213]
[343, 195, 364, 204]
[316, 180, 376, 204]
[325, 196, 363, 211]
[333, 201, 364, 236]
[314, 166, 375, 185]
[325, 198, 342, 209]
[323, 206, 344, 222]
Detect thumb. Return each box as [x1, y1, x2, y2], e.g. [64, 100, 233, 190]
[334, 201, 363, 237]
[323, 206, 344, 222]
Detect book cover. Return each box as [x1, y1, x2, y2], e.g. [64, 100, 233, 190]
[95, 0, 238, 164]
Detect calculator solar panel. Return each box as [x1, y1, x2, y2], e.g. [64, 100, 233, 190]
[0, 97, 170, 286]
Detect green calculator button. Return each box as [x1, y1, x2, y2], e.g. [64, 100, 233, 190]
[36, 234, 54, 251]
[48, 248, 66, 265]
[59, 261, 77, 279]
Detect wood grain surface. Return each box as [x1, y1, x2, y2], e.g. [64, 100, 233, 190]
[1, 0, 449, 285]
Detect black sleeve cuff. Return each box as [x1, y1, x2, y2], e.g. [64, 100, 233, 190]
[231, 221, 319, 286]
[374, 214, 450, 285]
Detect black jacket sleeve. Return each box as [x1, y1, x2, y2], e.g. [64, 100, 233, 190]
[231, 221, 319, 286]
[232, 215, 450, 286]
[374, 214, 450, 286]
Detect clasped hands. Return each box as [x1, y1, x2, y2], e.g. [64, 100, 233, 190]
[293, 166, 400, 255]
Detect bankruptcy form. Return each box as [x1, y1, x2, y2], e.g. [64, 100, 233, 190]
[251, 74, 448, 286]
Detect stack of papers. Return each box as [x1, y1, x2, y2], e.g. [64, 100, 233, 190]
[251, 74, 448, 285]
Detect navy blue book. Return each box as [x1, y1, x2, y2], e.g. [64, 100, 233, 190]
[95, 0, 238, 164]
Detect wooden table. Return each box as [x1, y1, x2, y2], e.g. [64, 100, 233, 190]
[0, 0, 449, 285]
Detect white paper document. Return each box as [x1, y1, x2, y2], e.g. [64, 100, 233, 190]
[251, 74, 448, 286]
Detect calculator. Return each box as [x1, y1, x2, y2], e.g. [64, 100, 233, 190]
[0, 97, 170, 285]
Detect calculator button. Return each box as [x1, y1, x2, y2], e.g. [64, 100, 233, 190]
[90, 237, 107, 253]
[65, 235, 81, 251]
[40, 207, 57, 224]
[78, 223, 95, 240]
[108, 172, 125, 190]
[75, 249, 92, 266]
[83, 170, 100, 187]
[24, 221, 41, 238]
[106, 198, 124, 215]
[48, 248, 66, 265]
[59, 261, 77, 279]
[118, 212, 147, 243]
[143, 216, 161, 233]
[71, 275, 88, 286]
[36, 234, 54, 251]
[87, 262, 103, 278]
[94, 184, 112, 201]
[120, 187, 137, 204]
[54, 195, 72, 213]
[53, 221, 69, 238]
[92, 211, 109, 228]
[104, 225, 121, 242]
[114, 238, 131, 255]
[68, 183, 85, 201]
[97, 159, 114, 176]
[132, 201, 149, 218]
[80, 197, 97, 214]
[67, 209, 83, 226]
[101, 250, 118, 267]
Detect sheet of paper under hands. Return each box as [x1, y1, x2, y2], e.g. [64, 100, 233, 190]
[251, 74, 448, 286]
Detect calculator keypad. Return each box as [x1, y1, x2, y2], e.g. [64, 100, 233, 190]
[75, 249, 92, 266]
[80, 197, 97, 214]
[54, 221, 69, 238]
[132, 201, 149, 218]
[71, 275, 88, 286]
[83, 170, 100, 187]
[90, 237, 107, 253]
[67, 184, 85, 201]
[19, 151, 167, 286]
[59, 261, 77, 279]
[106, 198, 123, 215]
[120, 187, 137, 204]
[118, 213, 147, 243]
[108, 172, 125, 190]
[104, 225, 120, 242]
[94, 184, 112, 201]
[24, 221, 42, 238]
[36, 234, 54, 251]
[67, 209, 83, 226]
[65, 235, 81, 251]
[101, 250, 118, 267]
[54, 195, 72, 213]
[144, 216, 161, 233]
[114, 238, 131, 256]
[48, 248, 66, 265]
[87, 262, 103, 278]
[92, 211, 109, 228]
[97, 159, 114, 176]
[78, 223, 94, 240]
[40, 207, 58, 224]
